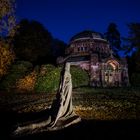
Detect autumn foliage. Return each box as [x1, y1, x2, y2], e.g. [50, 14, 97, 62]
[0, 40, 15, 78]
[0, 61, 32, 91]
[16, 70, 37, 92]
[0, 0, 16, 37]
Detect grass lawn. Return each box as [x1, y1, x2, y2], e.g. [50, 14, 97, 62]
[0, 86, 140, 120]
[73, 86, 140, 120]
[0, 86, 140, 139]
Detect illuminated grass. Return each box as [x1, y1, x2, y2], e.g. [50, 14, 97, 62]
[0, 87, 140, 120]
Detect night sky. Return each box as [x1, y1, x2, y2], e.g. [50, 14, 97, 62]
[16, 0, 140, 43]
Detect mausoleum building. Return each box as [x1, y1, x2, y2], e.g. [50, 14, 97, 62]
[66, 30, 129, 87]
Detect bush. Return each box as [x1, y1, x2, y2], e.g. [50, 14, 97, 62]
[0, 63, 89, 93]
[35, 65, 89, 93]
[0, 61, 33, 91]
[16, 69, 38, 92]
[35, 65, 61, 93]
[131, 73, 140, 86]
[71, 66, 89, 88]
[39, 64, 55, 76]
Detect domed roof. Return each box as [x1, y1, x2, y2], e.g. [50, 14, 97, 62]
[70, 30, 105, 42]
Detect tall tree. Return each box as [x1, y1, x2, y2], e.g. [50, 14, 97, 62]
[0, 0, 16, 78]
[124, 23, 140, 73]
[123, 23, 140, 55]
[13, 19, 53, 64]
[0, 39, 15, 78]
[0, 0, 16, 37]
[104, 23, 121, 57]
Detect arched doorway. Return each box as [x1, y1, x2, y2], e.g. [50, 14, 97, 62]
[105, 60, 120, 86]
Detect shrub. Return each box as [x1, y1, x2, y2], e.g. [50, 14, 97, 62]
[35, 65, 89, 93]
[0, 61, 33, 91]
[71, 66, 89, 88]
[35, 65, 61, 93]
[16, 69, 37, 92]
[39, 64, 55, 76]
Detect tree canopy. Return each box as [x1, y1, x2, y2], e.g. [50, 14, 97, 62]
[104, 23, 121, 57]
[123, 23, 140, 55]
[13, 19, 53, 64]
[0, 0, 16, 37]
[0, 39, 15, 78]
[125, 23, 140, 72]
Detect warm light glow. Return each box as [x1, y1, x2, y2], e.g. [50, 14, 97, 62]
[109, 62, 116, 70]
[16, 70, 37, 92]
[107, 60, 119, 70]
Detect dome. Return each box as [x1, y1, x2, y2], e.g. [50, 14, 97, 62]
[70, 30, 105, 42]
[66, 30, 110, 59]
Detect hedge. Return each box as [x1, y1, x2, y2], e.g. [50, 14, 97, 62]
[34, 65, 61, 93]
[0, 63, 89, 93]
[0, 61, 33, 91]
[71, 66, 89, 88]
[35, 65, 89, 93]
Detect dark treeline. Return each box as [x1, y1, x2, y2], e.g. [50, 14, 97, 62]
[12, 19, 67, 65]
[1, 19, 140, 85]
[11, 20, 140, 65]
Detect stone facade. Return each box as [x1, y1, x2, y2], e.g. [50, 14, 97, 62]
[65, 30, 129, 87]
